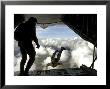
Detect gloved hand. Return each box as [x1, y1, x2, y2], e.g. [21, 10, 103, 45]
[36, 44, 40, 49]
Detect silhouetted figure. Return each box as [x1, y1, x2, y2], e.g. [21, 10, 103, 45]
[46, 47, 66, 68]
[14, 17, 40, 76]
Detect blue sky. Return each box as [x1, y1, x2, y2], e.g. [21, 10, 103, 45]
[36, 24, 79, 39]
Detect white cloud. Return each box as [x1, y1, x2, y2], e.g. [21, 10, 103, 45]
[14, 37, 97, 73]
[36, 26, 44, 31]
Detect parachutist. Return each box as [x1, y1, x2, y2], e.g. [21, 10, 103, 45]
[46, 47, 66, 68]
[14, 17, 40, 76]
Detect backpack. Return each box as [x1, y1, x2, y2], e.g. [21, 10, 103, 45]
[14, 23, 25, 41]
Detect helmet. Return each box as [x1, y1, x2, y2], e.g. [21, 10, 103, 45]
[28, 17, 37, 23]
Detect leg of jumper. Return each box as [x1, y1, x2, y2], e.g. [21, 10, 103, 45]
[24, 47, 36, 74]
[51, 50, 58, 63]
[19, 45, 27, 75]
[57, 50, 62, 62]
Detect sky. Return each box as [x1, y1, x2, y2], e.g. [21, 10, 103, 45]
[36, 24, 78, 39]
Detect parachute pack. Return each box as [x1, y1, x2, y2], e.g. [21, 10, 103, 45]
[14, 23, 25, 41]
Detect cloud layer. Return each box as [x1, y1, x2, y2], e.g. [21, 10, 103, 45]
[14, 37, 97, 72]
